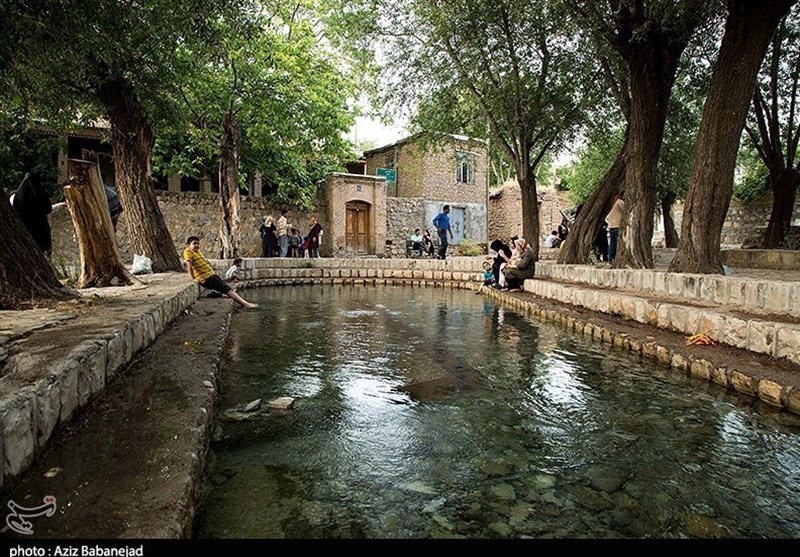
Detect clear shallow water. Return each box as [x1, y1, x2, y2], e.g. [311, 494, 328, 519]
[196, 285, 800, 539]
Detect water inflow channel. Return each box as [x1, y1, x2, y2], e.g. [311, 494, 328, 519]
[196, 285, 800, 538]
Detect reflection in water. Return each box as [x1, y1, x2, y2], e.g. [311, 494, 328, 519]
[197, 285, 800, 539]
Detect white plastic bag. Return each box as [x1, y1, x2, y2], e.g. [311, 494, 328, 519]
[132, 254, 154, 275]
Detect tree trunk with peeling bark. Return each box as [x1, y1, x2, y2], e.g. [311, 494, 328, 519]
[65, 159, 135, 288]
[97, 76, 182, 273]
[517, 160, 540, 260]
[218, 111, 242, 259]
[671, 0, 797, 274]
[613, 36, 685, 269]
[0, 197, 75, 309]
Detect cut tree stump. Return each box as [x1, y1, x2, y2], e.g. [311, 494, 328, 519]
[65, 159, 135, 288]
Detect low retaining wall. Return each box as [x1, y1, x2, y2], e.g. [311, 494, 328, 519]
[720, 249, 800, 270]
[536, 261, 800, 318]
[0, 279, 199, 489]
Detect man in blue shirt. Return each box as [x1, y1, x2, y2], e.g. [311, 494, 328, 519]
[432, 204, 452, 260]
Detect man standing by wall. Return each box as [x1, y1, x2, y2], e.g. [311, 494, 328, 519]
[606, 192, 625, 263]
[433, 204, 452, 260]
[277, 208, 289, 257]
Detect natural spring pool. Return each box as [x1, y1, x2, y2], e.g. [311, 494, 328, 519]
[195, 284, 800, 538]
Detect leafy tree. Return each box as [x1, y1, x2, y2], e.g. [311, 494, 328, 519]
[557, 128, 626, 206]
[370, 0, 598, 254]
[733, 144, 771, 204]
[558, 1, 714, 266]
[671, 0, 798, 274]
[2, 0, 237, 272]
[744, 9, 800, 248]
[157, 1, 358, 258]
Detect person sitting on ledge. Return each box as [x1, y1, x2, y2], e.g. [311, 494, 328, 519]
[184, 236, 257, 308]
[544, 230, 561, 249]
[410, 228, 424, 256]
[503, 238, 535, 292]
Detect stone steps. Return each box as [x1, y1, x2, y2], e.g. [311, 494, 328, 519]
[526, 265, 800, 368]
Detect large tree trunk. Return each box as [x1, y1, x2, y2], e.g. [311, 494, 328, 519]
[670, 0, 796, 274]
[218, 111, 242, 259]
[763, 168, 800, 248]
[65, 159, 135, 288]
[661, 191, 680, 248]
[97, 76, 182, 273]
[613, 37, 685, 269]
[0, 197, 75, 309]
[558, 136, 628, 264]
[517, 159, 540, 260]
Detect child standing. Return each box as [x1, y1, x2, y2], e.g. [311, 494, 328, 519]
[184, 237, 257, 308]
[289, 228, 300, 258]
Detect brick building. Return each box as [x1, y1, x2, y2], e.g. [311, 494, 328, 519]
[363, 134, 489, 252]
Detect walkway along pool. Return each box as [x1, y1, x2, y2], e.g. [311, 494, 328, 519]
[195, 284, 800, 538]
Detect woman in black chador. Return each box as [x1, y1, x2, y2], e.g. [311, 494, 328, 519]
[13, 172, 53, 255]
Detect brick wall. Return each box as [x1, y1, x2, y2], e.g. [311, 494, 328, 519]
[422, 140, 487, 205]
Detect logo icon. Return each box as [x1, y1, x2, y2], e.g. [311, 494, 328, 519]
[6, 496, 57, 535]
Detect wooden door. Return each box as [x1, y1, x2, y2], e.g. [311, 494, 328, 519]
[346, 202, 370, 254]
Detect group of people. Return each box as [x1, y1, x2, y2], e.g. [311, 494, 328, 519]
[409, 228, 437, 257]
[259, 209, 323, 259]
[477, 235, 536, 294]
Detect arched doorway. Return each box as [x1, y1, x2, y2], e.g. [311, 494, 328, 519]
[346, 201, 370, 254]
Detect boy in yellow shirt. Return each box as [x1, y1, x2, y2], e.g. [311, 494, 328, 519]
[183, 236, 258, 308]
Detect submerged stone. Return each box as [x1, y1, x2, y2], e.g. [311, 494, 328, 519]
[268, 396, 295, 410]
[490, 483, 516, 501]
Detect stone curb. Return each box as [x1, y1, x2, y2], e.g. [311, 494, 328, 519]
[519, 278, 800, 368]
[0, 282, 199, 489]
[482, 287, 800, 415]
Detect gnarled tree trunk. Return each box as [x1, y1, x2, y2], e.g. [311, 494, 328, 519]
[671, 0, 797, 274]
[558, 135, 628, 264]
[763, 168, 800, 248]
[65, 159, 135, 288]
[218, 110, 242, 259]
[614, 36, 685, 269]
[97, 76, 182, 273]
[0, 197, 76, 309]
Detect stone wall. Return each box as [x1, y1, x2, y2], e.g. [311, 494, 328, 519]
[386, 197, 426, 257]
[50, 191, 318, 265]
[488, 181, 522, 243]
[488, 182, 563, 245]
